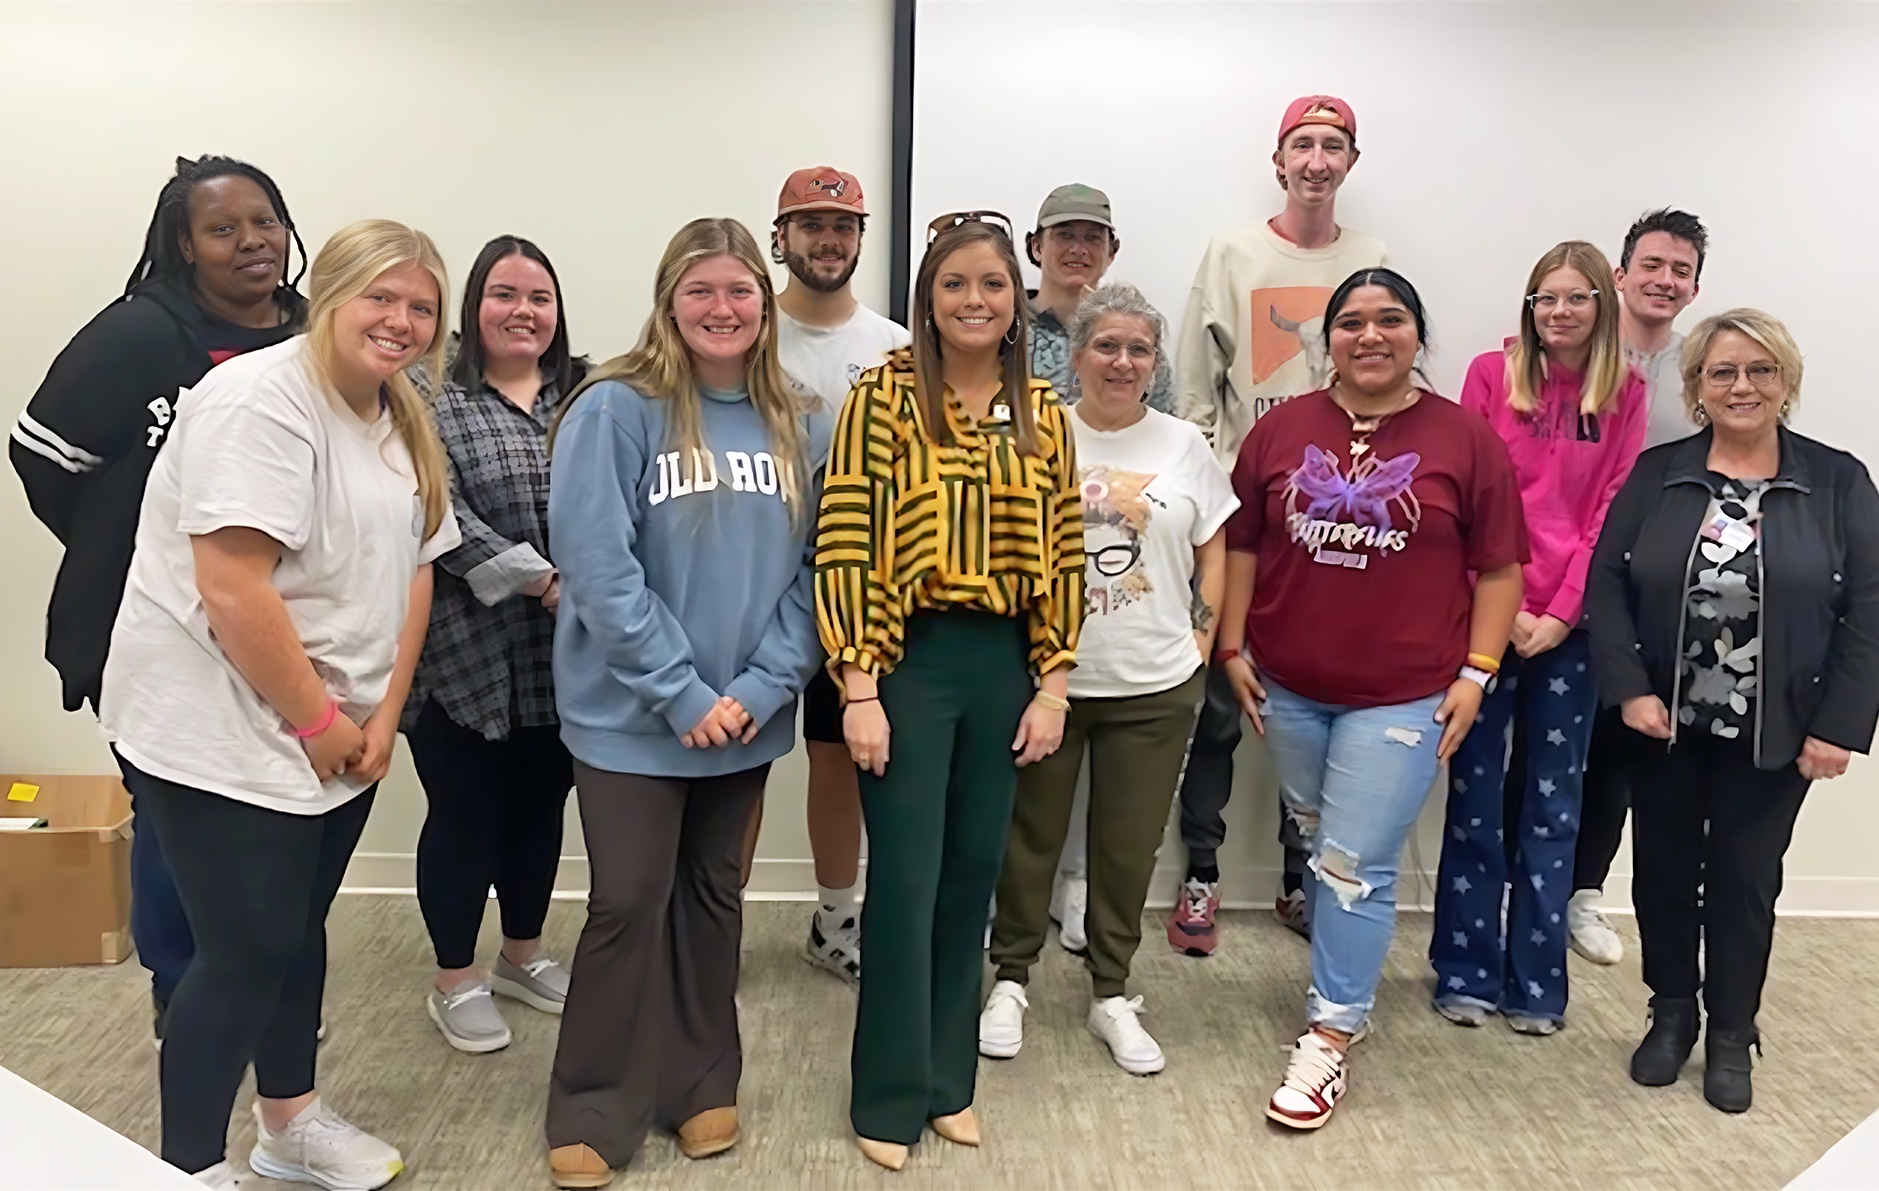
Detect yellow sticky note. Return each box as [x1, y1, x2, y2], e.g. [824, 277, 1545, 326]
[6, 782, 40, 803]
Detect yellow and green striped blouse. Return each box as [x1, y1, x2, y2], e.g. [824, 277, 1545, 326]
[815, 358, 1084, 689]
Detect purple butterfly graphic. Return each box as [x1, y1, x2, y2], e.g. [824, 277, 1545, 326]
[1288, 445, 1422, 531]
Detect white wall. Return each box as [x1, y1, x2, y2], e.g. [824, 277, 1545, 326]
[0, 0, 898, 893]
[913, 0, 1879, 913]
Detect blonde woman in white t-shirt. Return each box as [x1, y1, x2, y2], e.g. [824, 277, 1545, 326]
[981, 284, 1238, 1074]
[101, 220, 459, 1190]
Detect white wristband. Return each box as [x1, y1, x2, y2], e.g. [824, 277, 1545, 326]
[1458, 665, 1494, 690]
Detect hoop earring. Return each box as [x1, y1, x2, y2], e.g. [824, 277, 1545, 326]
[1004, 320, 1021, 346]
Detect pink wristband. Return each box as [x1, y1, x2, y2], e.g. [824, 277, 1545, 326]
[293, 701, 340, 739]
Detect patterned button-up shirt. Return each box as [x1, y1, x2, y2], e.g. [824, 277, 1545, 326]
[405, 378, 564, 740]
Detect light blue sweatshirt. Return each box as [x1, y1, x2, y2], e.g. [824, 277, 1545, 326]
[549, 379, 831, 777]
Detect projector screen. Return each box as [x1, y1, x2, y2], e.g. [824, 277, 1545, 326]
[910, 0, 1879, 908]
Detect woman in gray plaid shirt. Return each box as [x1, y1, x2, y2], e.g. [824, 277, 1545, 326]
[403, 236, 586, 1055]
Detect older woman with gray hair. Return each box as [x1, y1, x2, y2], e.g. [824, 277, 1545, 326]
[981, 284, 1236, 1075]
[1586, 307, 1879, 1113]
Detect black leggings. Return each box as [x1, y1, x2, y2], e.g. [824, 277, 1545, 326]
[124, 760, 373, 1175]
[408, 700, 572, 970]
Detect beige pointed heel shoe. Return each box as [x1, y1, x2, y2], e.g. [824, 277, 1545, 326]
[857, 1136, 909, 1170]
[930, 1106, 980, 1147]
[548, 1143, 613, 1188]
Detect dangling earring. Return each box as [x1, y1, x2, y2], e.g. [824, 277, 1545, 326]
[1693, 402, 1710, 425]
[1780, 400, 1792, 421]
[1004, 320, 1021, 346]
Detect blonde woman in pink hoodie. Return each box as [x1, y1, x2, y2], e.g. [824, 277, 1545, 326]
[1429, 240, 1646, 1035]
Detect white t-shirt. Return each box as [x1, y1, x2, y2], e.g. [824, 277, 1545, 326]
[1069, 405, 1239, 699]
[777, 304, 911, 413]
[101, 337, 459, 815]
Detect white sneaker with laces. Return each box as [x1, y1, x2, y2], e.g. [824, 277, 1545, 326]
[1567, 889, 1624, 964]
[1052, 877, 1089, 952]
[804, 908, 862, 985]
[192, 1160, 244, 1188]
[1266, 1031, 1349, 1130]
[249, 1099, 405, 1190]
[978, 980, 1028, 1058]
[1087, 995, 1164, 1074]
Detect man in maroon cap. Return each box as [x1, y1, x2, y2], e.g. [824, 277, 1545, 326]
[1168, 96, 1388, 960]
[749, 166, 909, 987]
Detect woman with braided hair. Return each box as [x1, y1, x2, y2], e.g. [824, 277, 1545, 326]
[10, 154, 307, 1046]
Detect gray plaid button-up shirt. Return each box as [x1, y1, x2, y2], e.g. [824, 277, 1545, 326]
[405, 378, 564, 740]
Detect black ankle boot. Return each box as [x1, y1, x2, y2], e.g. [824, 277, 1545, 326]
[1630, 997, 1700, 1086]
[1704, 1028, 1760, 1113]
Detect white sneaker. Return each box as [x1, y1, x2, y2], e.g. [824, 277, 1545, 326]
[249, 1099, 405, 1190]
[1051, 877, 1089, 952]
[193, 1160, 245, 1188]
[1567, 889, 1624, 965]
[1266, 1031, 1348, 1130]
[804, 908, 861, 985]
[978, 980, 1028, 1058]
[1087, 995, 1164, 1075]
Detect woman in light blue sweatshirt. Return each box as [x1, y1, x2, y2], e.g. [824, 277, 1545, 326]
[541, 218, 830, 1189]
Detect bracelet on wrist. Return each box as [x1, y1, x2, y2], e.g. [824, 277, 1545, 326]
[1213, 647, 1244, 669]
[1032, 689, 1070, 712]
[1465, 652, 1502, 675]
[846, 695, 879, 705]
[292, 701, 340, 739]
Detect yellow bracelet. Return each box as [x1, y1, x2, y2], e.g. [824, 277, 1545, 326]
[1032, 690, 1070, 712]
[1466, 652, 1503, 674]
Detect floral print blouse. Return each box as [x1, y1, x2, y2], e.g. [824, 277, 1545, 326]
[1678, 476, 1769, 739]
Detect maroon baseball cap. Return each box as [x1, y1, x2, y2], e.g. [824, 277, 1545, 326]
[777, 167, 867, 218]
[1277, 95, 1358, 148]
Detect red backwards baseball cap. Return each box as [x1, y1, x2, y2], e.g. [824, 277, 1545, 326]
[1277, 95, 1358, 148]
[777, 167, 868, 218]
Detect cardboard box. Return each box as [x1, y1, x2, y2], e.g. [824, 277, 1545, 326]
[0, 775, 133, 968]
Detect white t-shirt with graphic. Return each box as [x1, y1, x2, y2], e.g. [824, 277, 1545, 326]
[777, 305, 911, 414]
[1069, 404, 1239, 699]
[101, 336, 459, 815]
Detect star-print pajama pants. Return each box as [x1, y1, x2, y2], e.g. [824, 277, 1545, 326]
[1430, 630, 1596, 1023]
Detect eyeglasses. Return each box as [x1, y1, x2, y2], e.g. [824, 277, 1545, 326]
[1091, 539, 1142, 578]
[1526, 290, 1600, 312]
[927, 210, 1015, 244]
[1703, 363, 1782, 389]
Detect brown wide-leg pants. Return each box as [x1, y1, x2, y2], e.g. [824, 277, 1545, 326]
[545, 760, 769, 1167]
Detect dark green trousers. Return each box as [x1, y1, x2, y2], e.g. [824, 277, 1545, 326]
[851, 610, 1031, 1145]
[991, 667, 1205, 997]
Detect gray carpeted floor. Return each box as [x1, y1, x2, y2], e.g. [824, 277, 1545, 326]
[2, 897, 1874, 1190]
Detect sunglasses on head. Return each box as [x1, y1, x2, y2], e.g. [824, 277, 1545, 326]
[926, 210, 1015, 244]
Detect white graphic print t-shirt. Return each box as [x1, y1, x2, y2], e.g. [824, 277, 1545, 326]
[777, 305, 911, 415]
[1069, 404, 1238, 699]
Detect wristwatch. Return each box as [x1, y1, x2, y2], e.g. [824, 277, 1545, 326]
[1458, 665, 1495, 690]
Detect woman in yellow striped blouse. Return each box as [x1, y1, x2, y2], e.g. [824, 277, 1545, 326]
[816, 213, 1083, 1169]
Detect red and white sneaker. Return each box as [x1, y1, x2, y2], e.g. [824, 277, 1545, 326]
[1166, 878, 1220, 957]
[1266, 1030, 1348, 1130]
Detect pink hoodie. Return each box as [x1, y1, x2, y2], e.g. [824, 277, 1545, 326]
[1459, 347, 1646, 624]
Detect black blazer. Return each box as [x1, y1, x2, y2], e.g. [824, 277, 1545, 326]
[1584, 425, 1879, 770]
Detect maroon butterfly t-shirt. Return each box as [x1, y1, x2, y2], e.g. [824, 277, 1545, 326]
[1226, 390, 1529, 708]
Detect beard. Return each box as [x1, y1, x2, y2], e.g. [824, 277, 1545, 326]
[785, 248, 860, 294]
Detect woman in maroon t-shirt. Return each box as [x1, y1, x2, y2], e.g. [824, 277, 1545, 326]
[1216, 268, 1528, 1131]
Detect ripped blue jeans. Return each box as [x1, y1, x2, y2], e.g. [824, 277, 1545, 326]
[1260, 679, 1446, 1034]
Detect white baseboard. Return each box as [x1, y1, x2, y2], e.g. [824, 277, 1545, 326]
[341, 853, 1879, 917]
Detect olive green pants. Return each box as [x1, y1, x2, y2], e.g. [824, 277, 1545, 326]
[991, 667, 1205, 997]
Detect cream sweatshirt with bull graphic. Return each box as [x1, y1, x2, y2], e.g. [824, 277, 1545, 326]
[1175, 220, 1386, 466]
